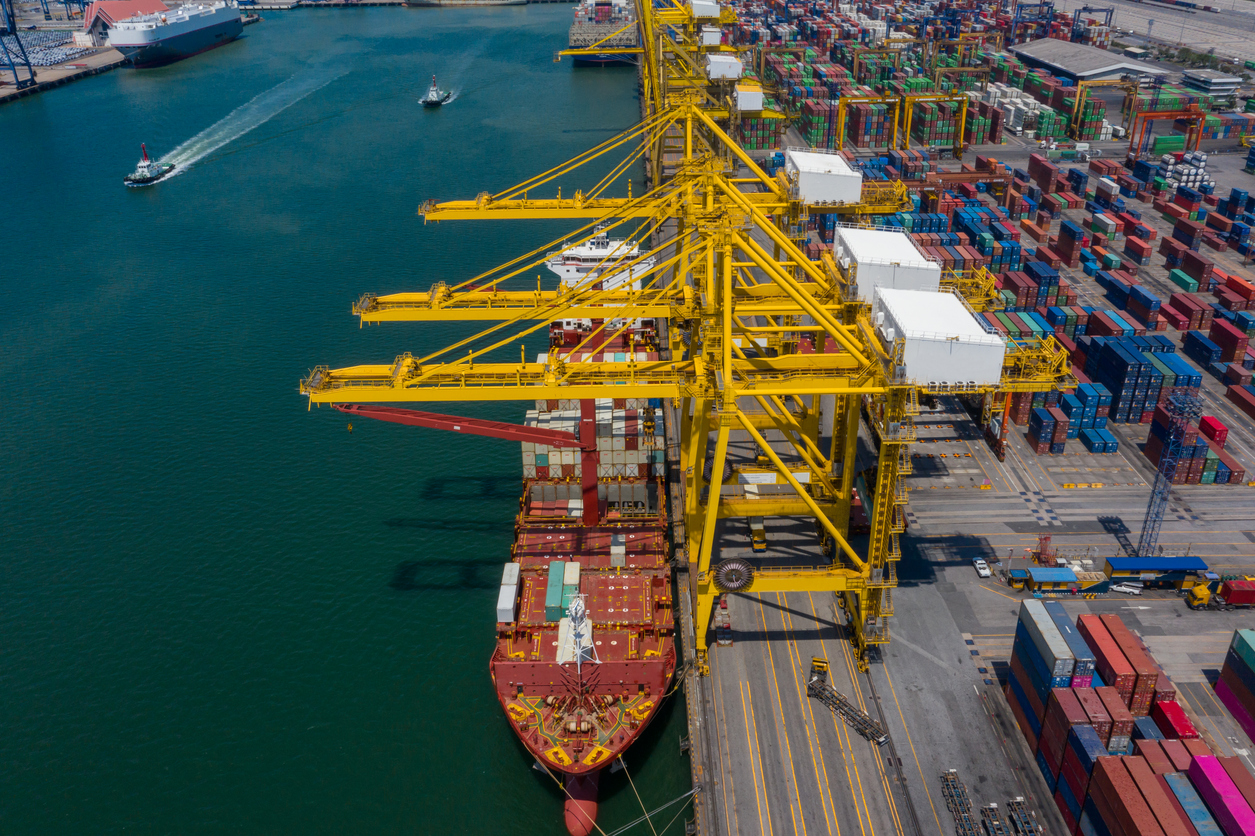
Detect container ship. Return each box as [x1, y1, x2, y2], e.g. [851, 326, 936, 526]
[494, 315, 675, 836]
[339, 312, 675, 834]
[566, 0, 639, 66]
[107, 1, 242, 68]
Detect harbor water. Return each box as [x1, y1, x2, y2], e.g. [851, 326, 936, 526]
[0, 7, 691, 833]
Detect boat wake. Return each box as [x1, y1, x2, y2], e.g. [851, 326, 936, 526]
[158, 68, 346, 178]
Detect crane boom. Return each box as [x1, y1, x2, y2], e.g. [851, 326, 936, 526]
[334, 402, 601, 524]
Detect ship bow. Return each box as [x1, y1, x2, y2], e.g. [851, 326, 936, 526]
[563, 771, 600, 836]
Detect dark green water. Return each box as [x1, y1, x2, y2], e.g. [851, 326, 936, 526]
[0, 9, 690, 833]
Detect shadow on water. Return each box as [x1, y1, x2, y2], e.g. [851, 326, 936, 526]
[418, 475, 519, 501]
[383, 517, 512, 533]
[389, 559, 502, 592]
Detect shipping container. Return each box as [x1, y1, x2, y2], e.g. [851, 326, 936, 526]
[1078, 615, 1138, 698]
[1188, 756, 1255, 836]
[1164, 771, 1226, 836]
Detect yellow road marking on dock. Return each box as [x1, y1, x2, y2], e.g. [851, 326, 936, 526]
[808, 600, 872, 836]
[1198, 681, 1242, 756]
[979, 584, 1021, 602]
[712, 657, 740, 836]
[774, 594, 841, 836]
[756, 595, 805, 836]
[1177, 686, 1234, 757]
[835, 621, 897, 836]
[883, 664, 945, 836]
[740, 680, 775, 836]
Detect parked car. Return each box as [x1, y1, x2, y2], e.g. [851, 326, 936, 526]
[1111, 583, 1143, 595]
[973, 558, 992, 578]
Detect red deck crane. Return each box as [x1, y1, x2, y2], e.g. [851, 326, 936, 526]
[334, 402, 602, 525]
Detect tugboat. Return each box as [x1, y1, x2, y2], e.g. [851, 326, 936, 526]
[420, 75, 452, 108]
[124, 144, 175, 187]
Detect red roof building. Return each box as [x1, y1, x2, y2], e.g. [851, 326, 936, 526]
[83, 0, 168, 44]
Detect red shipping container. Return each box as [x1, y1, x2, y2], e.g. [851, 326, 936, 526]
[1010, 652, 1046, 720]
[1053, 787, 1079, 834]
[1157, 774, 1204, 836]
[1152, 699, 1199, 739]
[1124, 755, 1194, 836]
[1005, 680, 1039, 751]
[1161, 738, 1194, 772]
[1135, 739, 1175, 774]
[1061, 744, 1094, 803]
[1183, 738, 1212, 758]
[1091, 757, 1168, 836]
[1226, 274, 1255, 301]
[1041, 688, 1088, 768]
[1155, 673, 1176, 705]
[1226, 384, 1255, 421]
[1218, 756, 1255, 817]
[1099, 686, 1135, 738]
[1100, 614, 1161, 693]
[1078, 615, 1138, 697]
[1221, 580, 1255, 606]
[1073, 687, 1114, 742]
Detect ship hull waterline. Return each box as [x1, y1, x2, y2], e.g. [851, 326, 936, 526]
[116, 17, 243, 68]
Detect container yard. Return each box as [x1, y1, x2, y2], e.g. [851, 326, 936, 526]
[277, 0, 1255, 832]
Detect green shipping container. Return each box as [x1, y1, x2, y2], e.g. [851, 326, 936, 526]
[1230, 629, 1255, 672]
[1169, 269, 1199, 292]
[545, 560, 567, 621]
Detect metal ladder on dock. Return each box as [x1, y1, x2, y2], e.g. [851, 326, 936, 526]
[940, 770, 980, 836]
[806, 658, 888, 746]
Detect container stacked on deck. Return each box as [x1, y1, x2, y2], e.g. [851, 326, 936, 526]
[1003, 604, 1255, 836]
[1216, 629, 1255, 744]
[522, 398, 665, 480]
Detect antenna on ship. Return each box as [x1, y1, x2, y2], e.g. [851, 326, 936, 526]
[565, 596, 600, 675]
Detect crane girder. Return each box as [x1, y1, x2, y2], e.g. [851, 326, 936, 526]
[301, 353, 879, 405]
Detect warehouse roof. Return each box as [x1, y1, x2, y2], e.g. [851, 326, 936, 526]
[1027, 567, 1079, 583]
[1008, 39, 1161, 80]
[1106, 556, 1210, 572]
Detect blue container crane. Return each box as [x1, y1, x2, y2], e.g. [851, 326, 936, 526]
[0, 0, 36, 90]
[1136, 392, 1203, 558]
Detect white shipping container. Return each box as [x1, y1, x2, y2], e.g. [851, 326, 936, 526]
[1018, 600, 1075, 677]
[700, 25, 722, 46]
[874, 288, 1005, 386]
[563, 561, 581, 586]
[502, 563, 520, 585]
[496, 584, 518, 623]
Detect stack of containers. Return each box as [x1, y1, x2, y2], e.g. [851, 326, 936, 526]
[1188, 757, 1255, 836]
[1007, 599, 1075, 750]
[997, 604, 1255, 836]
[1210, 319, 1250, 364]
[1101, 613, 1162, 717]
[1216, 629, 1255, 744]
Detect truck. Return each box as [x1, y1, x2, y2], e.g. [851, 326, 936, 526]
[748, 517, 767, 553]
[1186, 578, 1255, 611]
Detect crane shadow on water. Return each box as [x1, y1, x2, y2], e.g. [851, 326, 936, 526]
[389, 558, 503, 592]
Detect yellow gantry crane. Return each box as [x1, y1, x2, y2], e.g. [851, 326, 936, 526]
[300, 0, 1072, 673]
